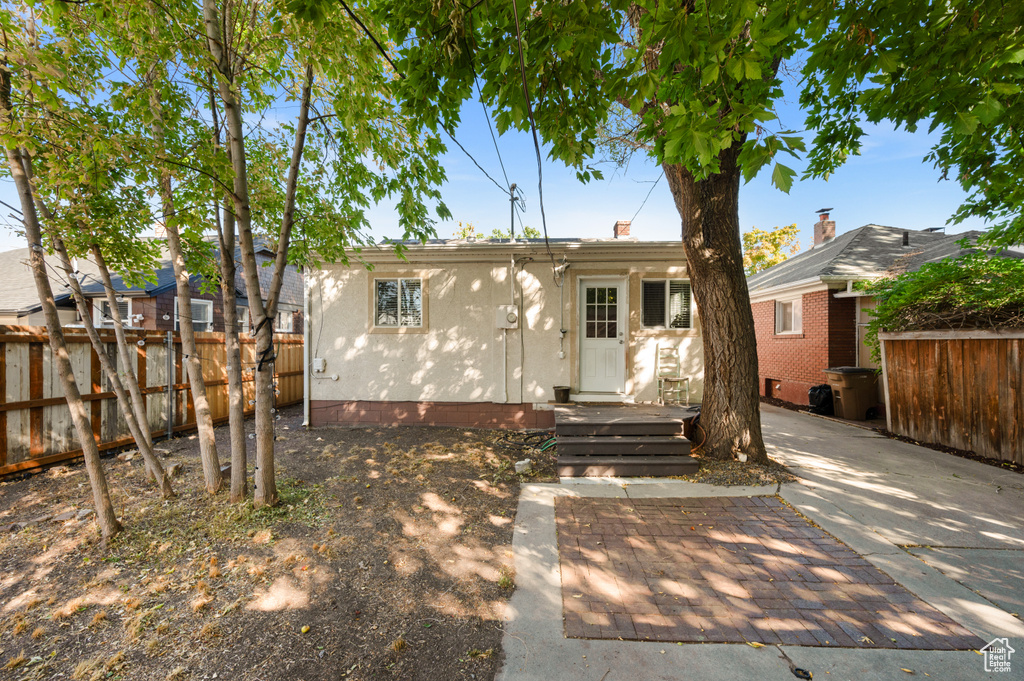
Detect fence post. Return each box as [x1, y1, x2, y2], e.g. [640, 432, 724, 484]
[165, 330, 174, 440]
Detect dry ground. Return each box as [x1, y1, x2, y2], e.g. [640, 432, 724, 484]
[0, 406, 553, 681]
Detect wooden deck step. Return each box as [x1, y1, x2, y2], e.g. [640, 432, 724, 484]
[555, 419, 683, 437]
[557, 455, 698, 478]
[556, 435, 691, 457]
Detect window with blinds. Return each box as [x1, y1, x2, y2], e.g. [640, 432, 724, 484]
[375, 278, 422, 327]
[174, 297, 214, 332]
[97, 299, 131, 327]
[641, 280, 692, 329]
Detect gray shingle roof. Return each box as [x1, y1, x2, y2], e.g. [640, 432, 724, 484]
[0, 238, 302, 315]
[746, 224, 970, 292]
[0, 248, 101, 315]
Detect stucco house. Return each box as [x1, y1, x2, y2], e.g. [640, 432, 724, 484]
[0, 240, 303, 334]
[747, 210, 987, 407]
[306, 220, 703, 429]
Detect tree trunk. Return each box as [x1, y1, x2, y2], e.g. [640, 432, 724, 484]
[207, 75, 249, 504]
[3, 147, 122, 538]
[217, 204, 248, 503]
[53, 239, 174, 498]
[92, 245, 154, 449]
[204, 0, 275, 503]
[147, 73, 222, 494]
[662, 146, 768, 463]
[204, 1, 312, 506]
[163, 212, 223, 494]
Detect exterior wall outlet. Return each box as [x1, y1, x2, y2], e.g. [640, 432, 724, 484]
[312, 357, 326, 373]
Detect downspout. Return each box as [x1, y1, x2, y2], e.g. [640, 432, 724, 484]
[503, 253, 513, 403]
[302, 266, 310, 427]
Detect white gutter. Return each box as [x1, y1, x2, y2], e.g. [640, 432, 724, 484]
[746, 275, 824, 299]
[302, 266, 310, 427]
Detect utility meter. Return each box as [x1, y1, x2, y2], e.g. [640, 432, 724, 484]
[496, 305, 519, 329]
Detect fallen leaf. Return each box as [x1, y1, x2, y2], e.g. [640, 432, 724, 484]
[301, 625, 310, 634]
[900, 670, 915, 675]
[746, 642, 765, 648]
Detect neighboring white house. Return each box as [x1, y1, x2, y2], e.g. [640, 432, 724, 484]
[305, 221, 703, 429]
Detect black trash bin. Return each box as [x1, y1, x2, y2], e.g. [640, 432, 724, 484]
[808, 384, 833, 416]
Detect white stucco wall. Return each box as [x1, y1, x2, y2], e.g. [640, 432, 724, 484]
[308, 242, 703, 405]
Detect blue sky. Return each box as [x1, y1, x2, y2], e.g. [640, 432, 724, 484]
[0, 74, 988, 255]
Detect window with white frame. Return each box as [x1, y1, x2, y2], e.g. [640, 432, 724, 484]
[274, 310, 294, 333]
[775, 297, 802, 334]
[374, 278, 422, 327]
[641, 279, 692, 329]
[174, 297, 214, 333]
[94, 299, 132, 327]
[236, 305, 250, 333]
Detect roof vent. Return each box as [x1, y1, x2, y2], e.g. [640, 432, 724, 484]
[902, 231, 910, 247]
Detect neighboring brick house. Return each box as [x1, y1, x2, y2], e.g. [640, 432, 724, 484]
[747, 211, 984, 408]
[0, 240, 303, 334]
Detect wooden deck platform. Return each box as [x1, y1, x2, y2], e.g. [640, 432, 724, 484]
[553, 403, 699, 477]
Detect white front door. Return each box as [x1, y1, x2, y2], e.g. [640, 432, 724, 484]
[579, 278, 626, 393]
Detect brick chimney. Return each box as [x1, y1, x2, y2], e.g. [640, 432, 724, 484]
[813, 209, 835, 247]
[613, 219, 631, 238]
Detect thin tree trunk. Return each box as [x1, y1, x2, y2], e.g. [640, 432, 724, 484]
[3, 148, 122, 538]
[53, 239, 174, 498]
[663, 146, 768, 463]
[92, 245, 154, 449]
[217, 203, 248, 502]
[148, 83, 222, 494]
[208, 75, 248, 503]
[204, 0, 313, 506]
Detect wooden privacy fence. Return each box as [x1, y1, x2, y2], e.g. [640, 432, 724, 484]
[880, 329, 1022, 465]
[0, 326, 303, 476]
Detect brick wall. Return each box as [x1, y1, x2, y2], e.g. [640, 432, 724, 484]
[754, 289, 857, 405]
[310, 400, 556, 430]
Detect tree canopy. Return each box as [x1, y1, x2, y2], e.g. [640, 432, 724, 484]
[742, 224, 800, 276]
[802, 0, 1024, 248]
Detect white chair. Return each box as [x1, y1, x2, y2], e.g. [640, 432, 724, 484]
[656, 345, 690, 406]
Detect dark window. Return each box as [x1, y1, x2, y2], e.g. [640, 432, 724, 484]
[642, 280, 692, 329]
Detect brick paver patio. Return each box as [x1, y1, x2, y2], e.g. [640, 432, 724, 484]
[555, 496, 983, 649]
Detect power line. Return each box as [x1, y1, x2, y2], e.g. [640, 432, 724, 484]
[440, 126, 511, 197]
[337, 0, 512, 201]
[477, 80, 510, 190]
[630, 175, 662, 223]
[509, 0, 557, 277]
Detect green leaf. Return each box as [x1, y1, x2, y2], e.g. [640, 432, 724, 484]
[953, 111, 979, 135]
[744, 58, 762, 80]
[770, 163, 796, 193]
[701, 63, 719, 87]
[726, 57, 744, 81]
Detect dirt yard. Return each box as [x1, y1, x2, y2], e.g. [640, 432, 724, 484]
[0, 406, 553, 681]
